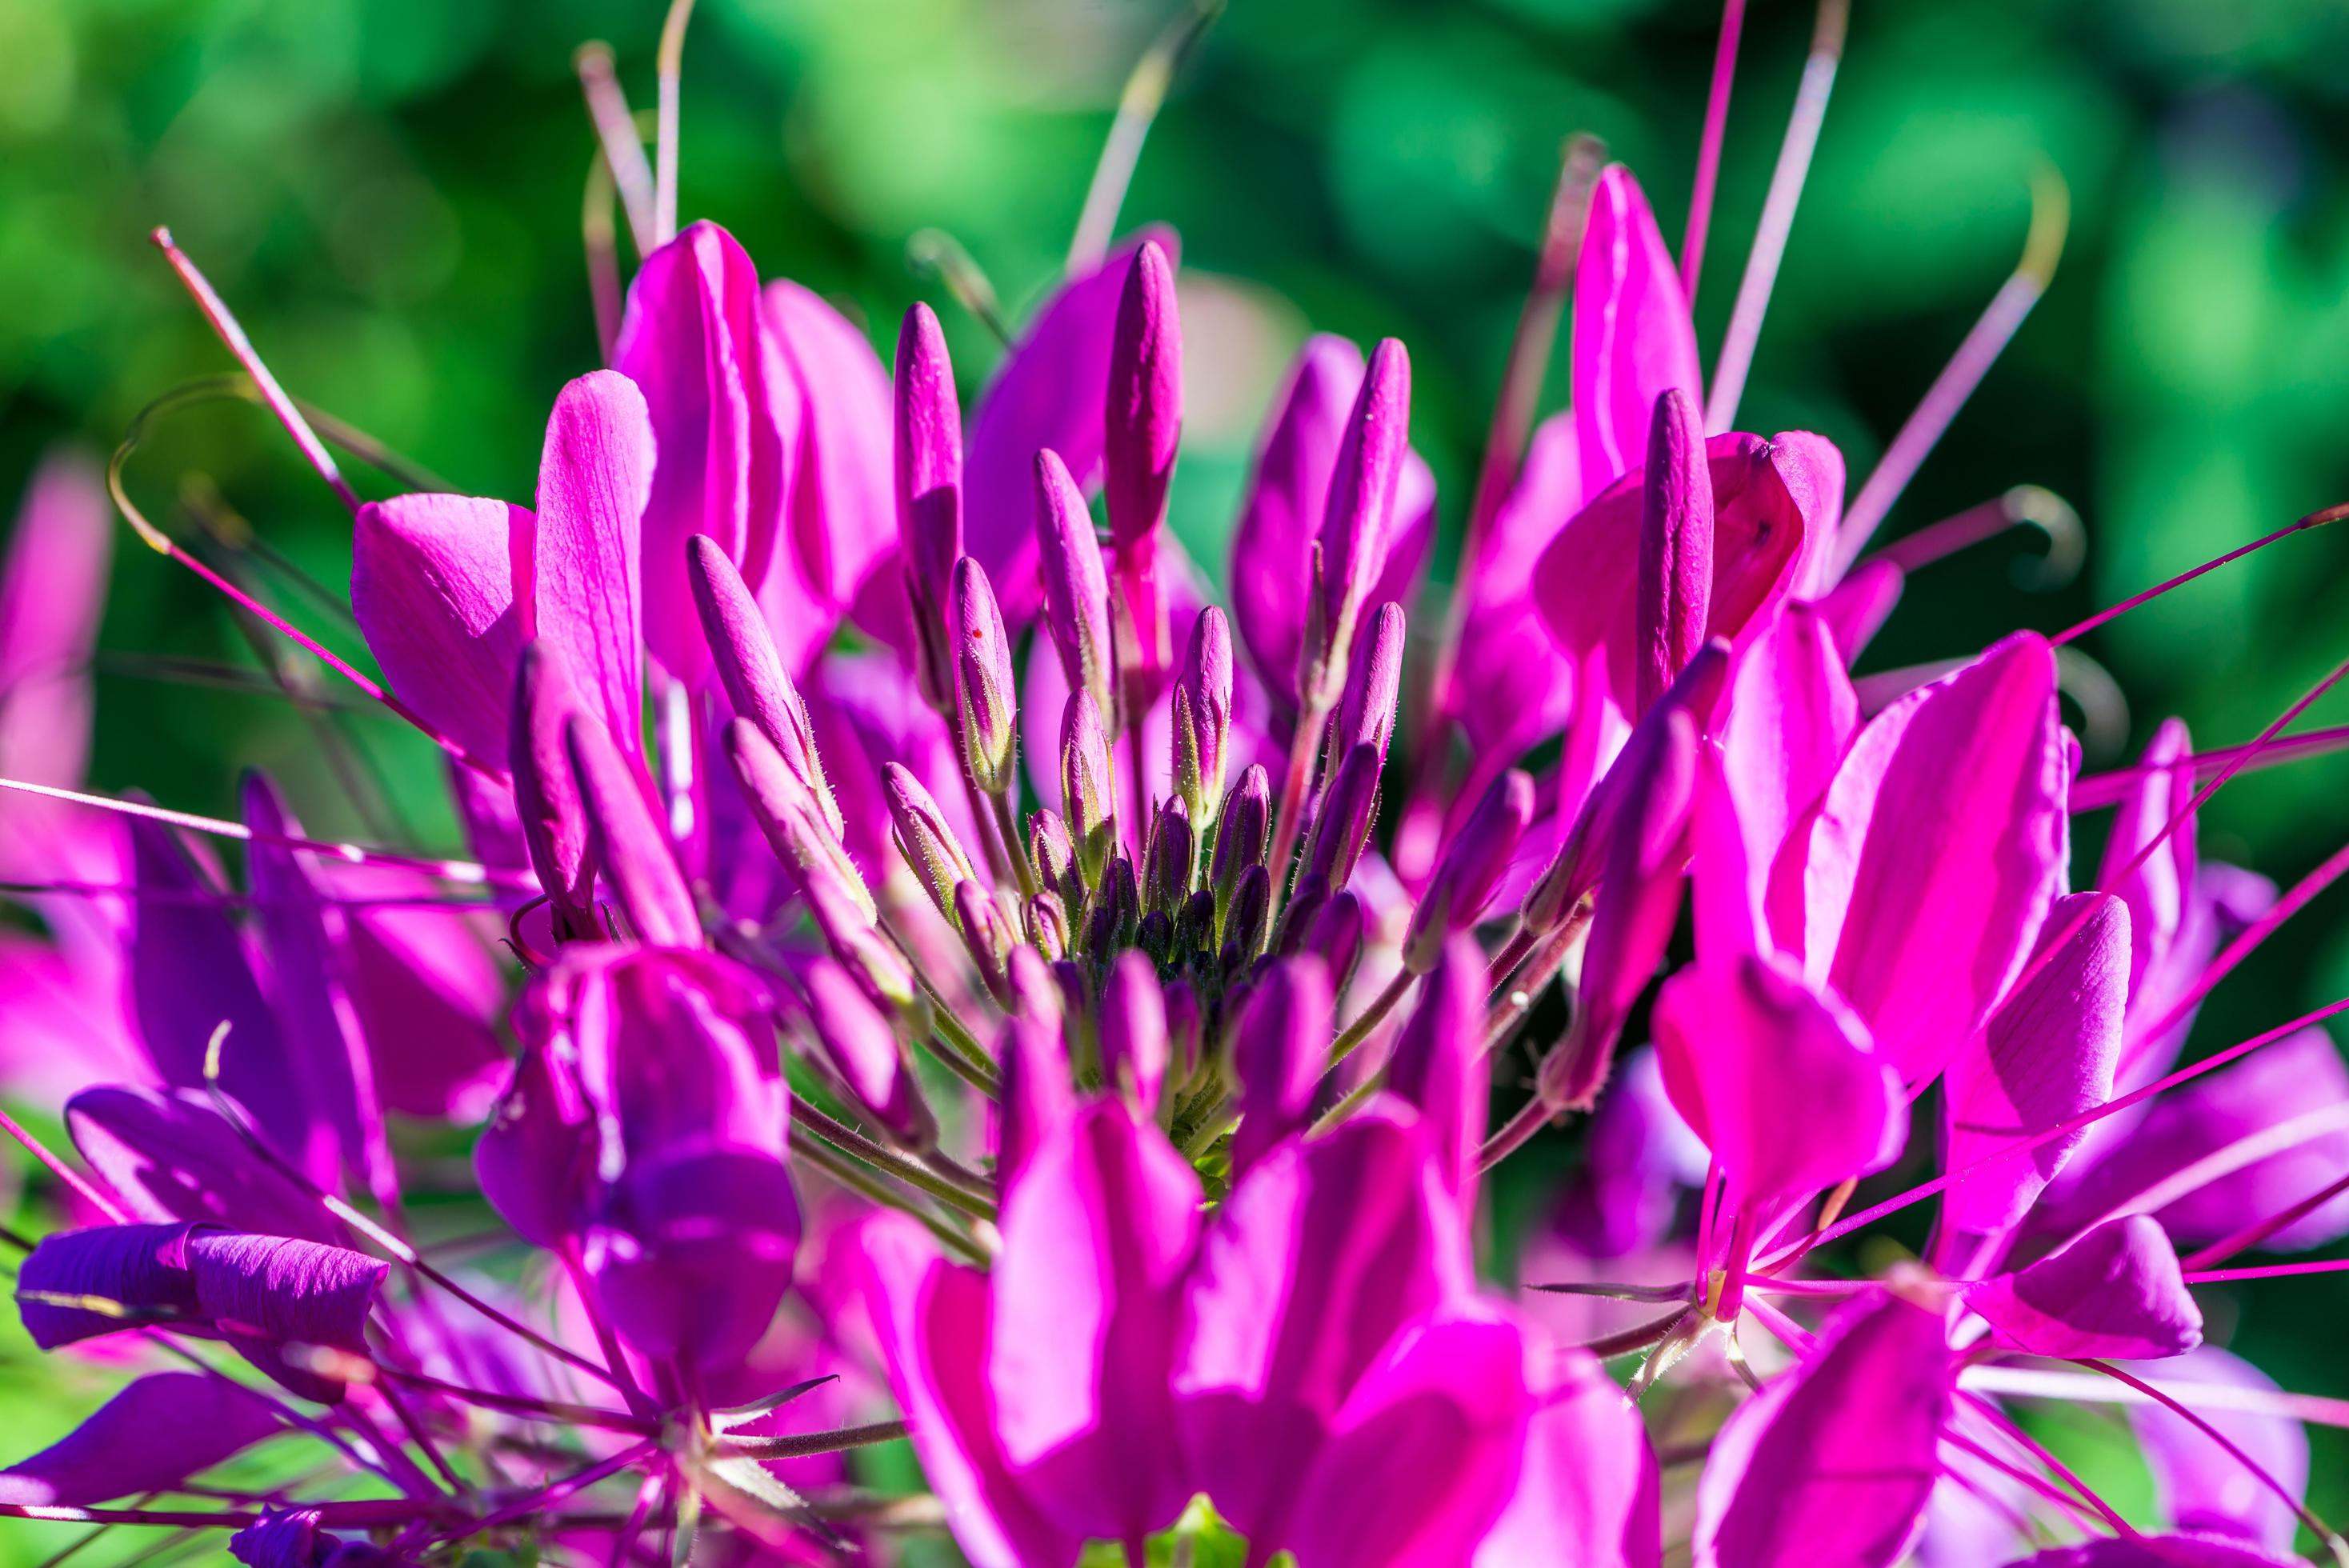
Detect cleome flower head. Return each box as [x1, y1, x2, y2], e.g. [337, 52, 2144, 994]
[1, 2, 2347, 1566]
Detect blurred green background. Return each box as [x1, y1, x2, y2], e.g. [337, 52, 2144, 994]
[6, 0, 2349, 1554]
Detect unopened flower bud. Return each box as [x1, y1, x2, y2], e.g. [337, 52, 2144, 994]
[952, 879, 1016, 1006]
[1306, 888, 1365, 998]
[798, 958, 936, 1151]
[1060, 690, 1118, 889]
[1086, 853, 1141, 958]
[1635, 387, 1715, 715]
[1007, 945, 1064, 1026]
[1211, 763, 1271, 932]
[1300, 338, 1410, 709]
[1034, 447, 1117, 728]
[886, 763, 981, 927]
[1171, 605, 1233, 830]
[805, 873, 926, 1038]
[1099, 951, 1170, 1113]
[725, 719, 874, 922]
[1106, 240, 1181, 705]
[564, 713, 698, 946]
[1327, 601, 1405, 780]
[1404, 768, 1535, 972]
[1028, 807, 1084, 914]
[1165, 977, 1203, 1080]
[894, 302, 963, 710]
[1231, 956, 1331, 1173]
[951, 556, 1018, 795]
[1301, 742, 1381, 890]
[1223, 862, 1271, 966]
[510, 640, 598, 939]
[1142, 797, 1195, 917]
[687, 534, 841, 838]
[1026, 890, 1073, 960]
[1387, 935, 1485, 1198]
[1275, 869, 1328, 960]
[1175, 887, 1217, 959]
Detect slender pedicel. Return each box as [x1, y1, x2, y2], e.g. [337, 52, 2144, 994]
[1865, 484, 2083, 588]
[1704, 0, 1849, 434]
[653, 0, 696, 246]
[574, 43, 656, 255]
[1067, 0, 1224, 273]
[582, 147, 622, 362]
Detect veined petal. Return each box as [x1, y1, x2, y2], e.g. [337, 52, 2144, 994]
[533, 370, 652, 756]
[0, 1370, 282, 1505]
[67, 1085, 337, 1244]
[1967, 1214, 2201, 1360]
[1472, 1342, 1661, 1568]
[1572, 165, 1702, 505]
[762, 278, 896, 629]
[350, 491, 531, 767]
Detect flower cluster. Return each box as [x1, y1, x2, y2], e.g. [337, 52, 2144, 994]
[1, 2, 2345, 1566]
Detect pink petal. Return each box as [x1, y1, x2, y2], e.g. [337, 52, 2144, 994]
[2127, 1348, 2308, 1554]
[350, 491, 531, 767]
[1967, 1214, 2201, 1360]
[0, 450, 111, 788]
[762, 279, 897, 635]
[1572, 166, 1703, 505]
[533, 370, 651, 757]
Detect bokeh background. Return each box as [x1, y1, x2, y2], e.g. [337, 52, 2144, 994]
[6, 0, 2349, 1555]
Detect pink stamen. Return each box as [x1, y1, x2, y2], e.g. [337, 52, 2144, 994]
[2187, 1260, 2349, 1284]
[2184, 1170, 2349, 1269]
[1865, 485, 2083, 587]
[1679, 0, 1746, 303]
[1773, 994, 2349, 1265]
[1957, 1392, 2136, 1538]
[1066, 0, 1224, 275]
[2075, 1358, 2347, 1556]
[2073, 722, 2349, 811]
[1829, 170, 2069, 578]
[150, 230, 359, 514]
[0, 778, 528, 889]
[0, 877, 498, 912]
[2083, 1102, 2349, 1231]
[574, 42, 656, 257]
[1703, 0, 1849, 435]
[1968, 1362, 2349, 1431]
[2053, 501, 2349, 649]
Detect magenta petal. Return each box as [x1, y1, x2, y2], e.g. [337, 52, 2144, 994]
[2127, 1348, 2308, 1554]
[1693, 1294, 1954, 1568]
[1473, 1345, 1662, 1568]
[989, 1100, 1199, 1546]
[533, 370, 651, 756]
[126, 818, 326, 1185]
[1968, 1214, 2201, 1360]
[997, 986, 1076, 1190]
[0, 450, 111, 788]
[0, 1370, 282, 1505]
[563, 714, 700, 947]
[1283, 1313, 1532, 1568]
[2005, 1540, 2302, 1568]
[1941, 892, 2128, 1239]
[560, 946, 784, 1162]
[67, 1085, 338, 1244]
[1451, 411, 1579, 759]
[350, 491, 530, 767]
[474, 1039, 599, 1250]
[1652, 954, 1903, 1213]
[612, 221, 787, 682]
[1386, 935, 1487, 1199]
[589, 1143, 801, 1376]
[330, 867, 506, 1122]
[963, 231, 1176, 627]
[1174, 1108, 1473, 1548]
[1553, 1046, 1709, 1261]
[1802, 632, 2067, 1086]
[1572, 165, 1703, 505]
[1229, 955, 1333, 1174]
[862, 1215, 1085, 1568]
[763, 278, 896, 631]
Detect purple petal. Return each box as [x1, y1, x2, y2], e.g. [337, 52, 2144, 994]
[990, 1100, 1199, 1547]
[1941, 892, 2128, 1240]
[2127, 1348, 2308, 1554]
[862, 1215, 1085, 1568]
[1968, 1214, 2201, 1359]
[1386, 934, 1487, 1199]
[186, 1229, 388, 1401]
[589, 1144, 801, 1376]
[1284, 1313, 1532, 1568]
[0, 1370, 282, 1505]
[532, 370, 651, 757]
[17, 1222, 199, 1348]
[1174, 1107, 1473, 1549]
[558, 946, 785, 1165]
[350, 491, 530, 768]
[1692, 1293, 1952, 1568]
[763, 278, 896, 631]
[1451, 412, 1580, 759]
[997, 986, 1077, 1191]
[1652, 954, 1903, 1213]
[612, 222, 787, 682]
[1572, 165, 1703, 505]
[474, 1038, 599, 1250]
[328, 866, 507, 1122]
[67, 1085, 337, 1244]
[1472, 1343, 1662, 1568]
[1801, 633, 2067, 1086]
[2006, 1540, 2302, 1568]
[963, 231, 1177, 627]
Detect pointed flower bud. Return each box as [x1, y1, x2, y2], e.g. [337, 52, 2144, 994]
[950, 556, 1018, 796]
[886, 762, 981, 927]
[1105, 239, 1181, 700]
[1211, 763, 1271, 931]
[1175, 887, 1217, 959]
[1100, 951, 1170, 1113]
[1302, 741, 1381, 890]
[1327, 600, 1405, 779]
[1034, 447, 1117, 727]
[686, 535, 842, 840]
[723, 719, 875, 923]
[894, 302, 963, 710]
[1223, 862, 1271, 966]
[997, 1003, 1073, 1189]
[1231, 956, 1332, 1173]
[510, 641, 598, 939]
[1170, 605, 1233, 830]
[1007, 945, 1065, 1026]
[1404, 768, 1535, 972]
[1165, 977, 1203, 1080]
[1387, 934, 1486, 1198]
[953, 880, 1017, 1006]
[1305, 888, 1365, 998]
[1302, 338, 1411, 708]
[1635, 387, 1715, 714]
[1275, 869, 1329, 960]
[798, 958, 936, 1151]
[563, 714, 699, 946]
[1142, 797, 1195, 917]
[1028, 807, 1083, 913]
[1086, 854, 1141, 958]
[804, 872, 923, 1037]
[1060, 690, 1118, 890]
